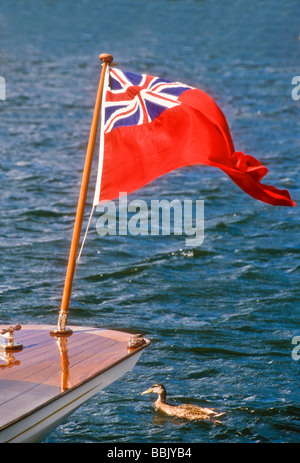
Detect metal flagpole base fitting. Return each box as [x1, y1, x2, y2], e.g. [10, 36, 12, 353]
[50, 312, 73, 337]
[50, 328, 73, 338]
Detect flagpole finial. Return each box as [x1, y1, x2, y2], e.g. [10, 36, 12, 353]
[99, 53, 114, 64]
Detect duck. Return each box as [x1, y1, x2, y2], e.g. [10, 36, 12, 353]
[142, 383, 225, 423]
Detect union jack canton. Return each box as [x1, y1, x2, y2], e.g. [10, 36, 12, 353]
[103, 68, 193, 134]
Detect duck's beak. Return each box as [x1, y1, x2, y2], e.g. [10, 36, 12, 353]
[141, 387, 152, 395]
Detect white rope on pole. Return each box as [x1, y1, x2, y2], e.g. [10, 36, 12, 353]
[76, 205, 95, 268]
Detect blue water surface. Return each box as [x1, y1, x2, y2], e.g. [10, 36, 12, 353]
[0, 0, 299, 443]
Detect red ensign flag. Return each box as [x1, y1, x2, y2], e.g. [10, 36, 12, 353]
[93, 67, 295, 207]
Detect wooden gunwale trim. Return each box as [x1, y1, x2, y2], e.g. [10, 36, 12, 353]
[0, 339, 149, 433]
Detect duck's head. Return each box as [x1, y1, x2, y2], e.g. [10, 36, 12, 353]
[142, 383, 166, 399]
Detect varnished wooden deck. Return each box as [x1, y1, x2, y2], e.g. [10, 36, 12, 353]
[0, 324, 149, 431]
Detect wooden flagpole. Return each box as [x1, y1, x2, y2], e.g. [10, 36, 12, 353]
[51, 53, 114, 336]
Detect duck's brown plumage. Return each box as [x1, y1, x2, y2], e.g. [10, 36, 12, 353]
[142, 384, 225, 423]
